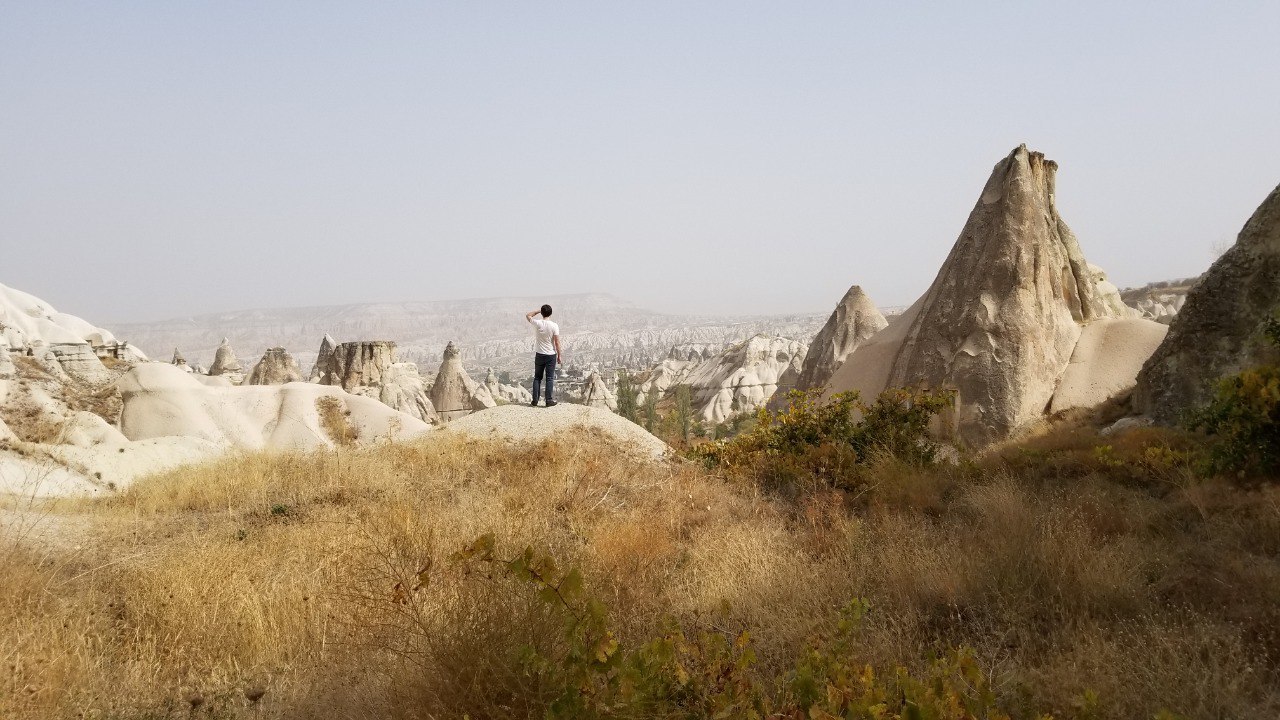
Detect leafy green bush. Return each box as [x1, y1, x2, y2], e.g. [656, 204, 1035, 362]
[1187, 364, 1280, 479]
[1186, 314, 1280, 480]
[693, 387, 953, 496]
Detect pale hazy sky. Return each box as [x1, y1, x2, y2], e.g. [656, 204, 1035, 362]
[2, 2, 1277, 323]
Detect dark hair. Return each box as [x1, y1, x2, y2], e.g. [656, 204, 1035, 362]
[540, 304, 553, 317]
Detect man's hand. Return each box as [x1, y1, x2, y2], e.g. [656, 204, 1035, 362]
[525, 309, 540, 322]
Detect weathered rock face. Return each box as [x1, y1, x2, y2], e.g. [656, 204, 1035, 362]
[0, 336, 14, 380]
[1134, 183, 1280, 424]
[247, 347, 304, 385]
[484, 368, 533, 404]
[207, 338, 245, 384]
[309, 339, 437, 423]
[309, 334, 337, 382]
[1120, 278, 1198, 325]
[379, 363, 439, 423]
[634, 344, 720, 405]
[1087, 264, 1141, 319]
[582, 370, 618, 411]
[827, 145, 1148, 447]
[680, 335, 807, 424]
[429, 342, 495, 422]
[319, 341, 396, 392]
[49, 343, 112, 385]
[792, 285, 888, 395]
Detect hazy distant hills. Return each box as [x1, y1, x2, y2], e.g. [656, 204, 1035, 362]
[109, 293, 838, 377]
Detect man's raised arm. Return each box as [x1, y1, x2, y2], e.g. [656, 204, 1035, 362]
[525, 309, 541, 323]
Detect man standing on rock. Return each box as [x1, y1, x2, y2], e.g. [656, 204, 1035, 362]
[525, 304, 562, 407]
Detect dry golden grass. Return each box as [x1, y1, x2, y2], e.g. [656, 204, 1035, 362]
[1, 428, 1277, 719]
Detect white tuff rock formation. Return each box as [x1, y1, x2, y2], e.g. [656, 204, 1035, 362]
[484, 368, 533, 404]
[312, 339, 437, 423]
[309, 333, 337, 382]
[171, 348, 193, 372]
[790, 285, 888, 396]
[0, 281, 142, 383]
[207, 338, 245, 384]
[428, 342, 496, 422]
[247, 347, 304, 385]
[826, 145, 1166, 447]
[581, 370, 618, 411]
[120, 363, 429, 450]
[677, 335, 807, 424]
[1134, 182, 1280, 423]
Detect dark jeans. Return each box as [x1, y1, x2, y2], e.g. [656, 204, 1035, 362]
[532, 352, 557, 404]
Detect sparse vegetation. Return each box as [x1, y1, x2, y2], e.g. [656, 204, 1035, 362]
[315, 395, 358, 446]
[2, 420, 1278, 719]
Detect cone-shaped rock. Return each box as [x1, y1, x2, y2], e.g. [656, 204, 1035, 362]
[309, 333, 337, 382]
[582, 370, 618, 411]
[827, 145, 1137, 447]
[170, 348, 195, 374]
[429, 341, 494, 422]
[207, 338, 245, 384]
[1134, 183, 1280, 423]
[793, 285, 888, 394]
[247, 347, 304, 385]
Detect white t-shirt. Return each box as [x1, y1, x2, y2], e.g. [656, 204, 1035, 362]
[530, 317, 560, 355]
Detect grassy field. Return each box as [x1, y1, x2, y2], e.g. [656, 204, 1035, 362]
[2, 424, 1278, 719]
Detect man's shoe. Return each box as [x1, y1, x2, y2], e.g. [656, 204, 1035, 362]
[529, 400, 539, 407]
[545, 401, 558, 407]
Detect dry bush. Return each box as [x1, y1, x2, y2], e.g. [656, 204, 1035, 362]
[1, 428, 1278, 719]
[315, 395, 358, 446]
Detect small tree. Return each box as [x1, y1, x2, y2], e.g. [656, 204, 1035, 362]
[643, 385, 659, 432]
[673, 384, 692, 442]
[616, 372, 640, 423]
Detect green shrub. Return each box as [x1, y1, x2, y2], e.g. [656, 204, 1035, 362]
[693, 387, 953, 496]
[1186, 314, 1280, 480]
[1187, 364, 1280, 479]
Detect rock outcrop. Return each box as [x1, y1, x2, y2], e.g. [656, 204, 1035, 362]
[207, 338, 245, 384]
[1087, 264, 1141, 319]
[309, 333, 337, 382]
[634, 345, 717, 405]
[310, 339, 437, 423]
[484, 368, 533, 404]
[120, 363, 430, 450]
[247, 347, 304, 385]
[1120, 277, 1199, 325]
[791, 285, 888, 395]
[0, 336, 14, 380]
[428, 342, 495, 422]
[581, 370, 618, 411]
[171, 348, 193, 372]
[1134, 183, 1280, 423]
[826, 145, 1165, 447]
[318, 340, 396, 391]
[379, 362, 439, 423]
[679, 335, 807, 424]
